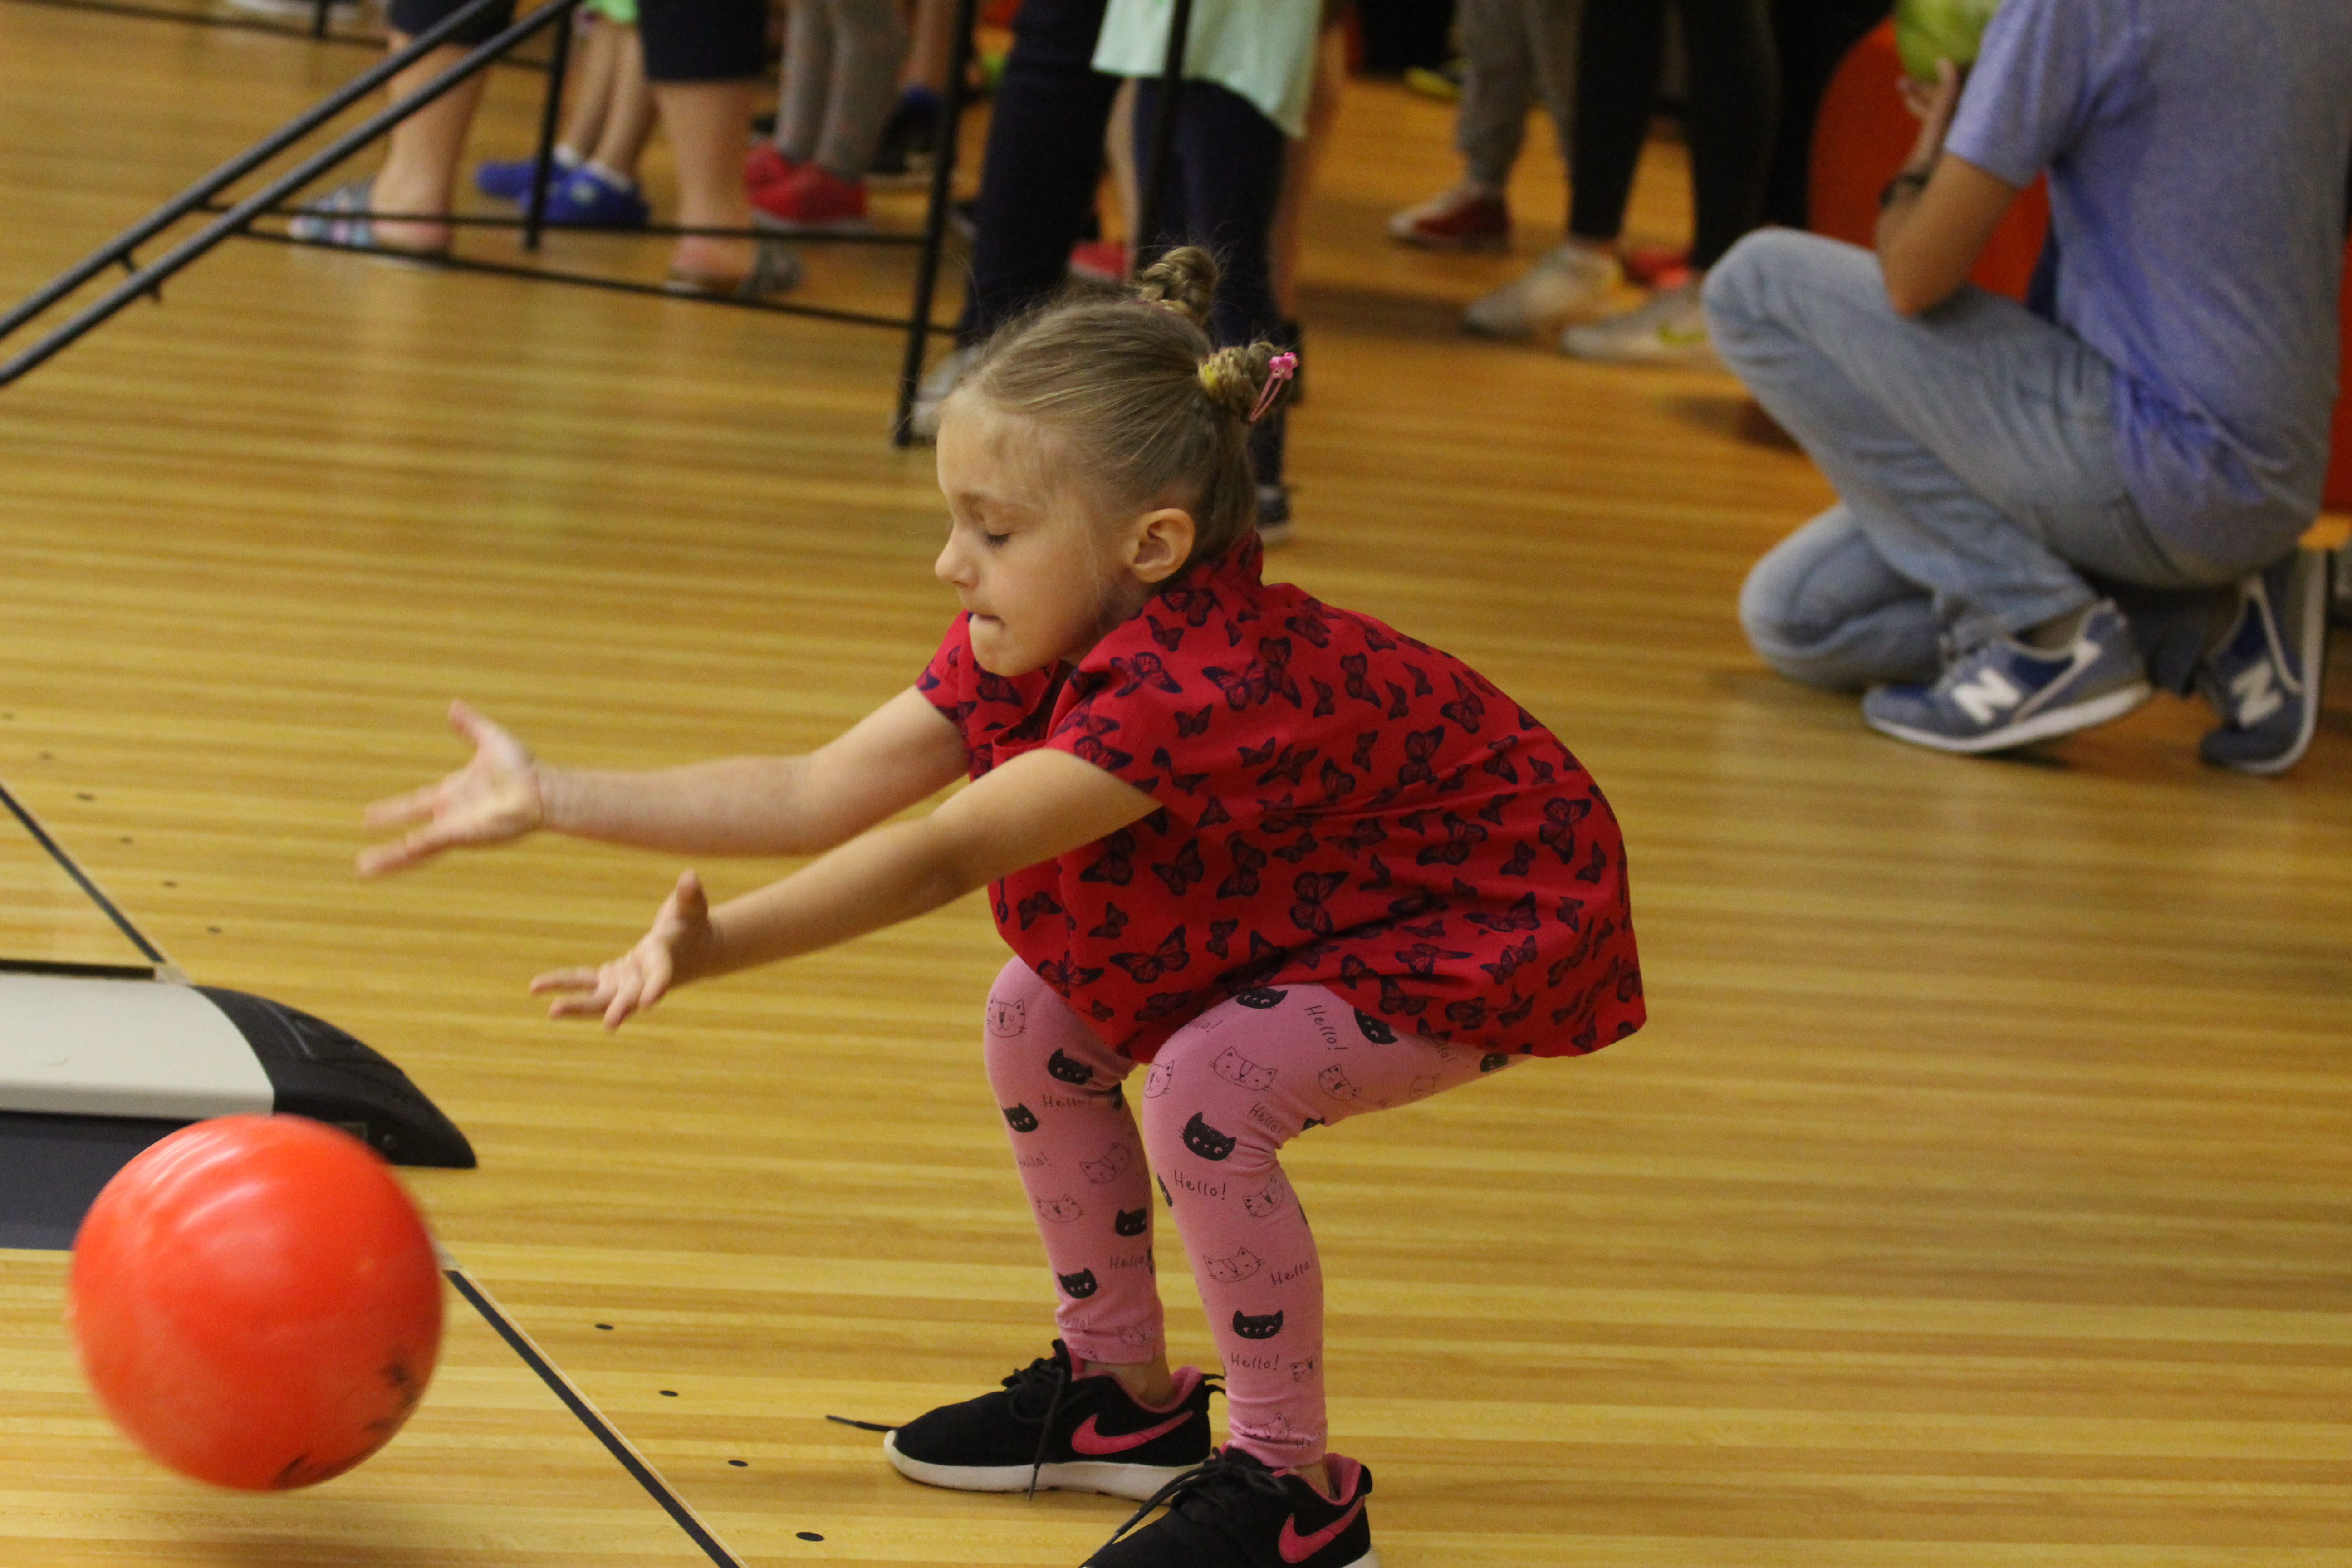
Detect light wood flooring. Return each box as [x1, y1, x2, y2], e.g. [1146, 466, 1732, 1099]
[1, 3, 2347, 1564]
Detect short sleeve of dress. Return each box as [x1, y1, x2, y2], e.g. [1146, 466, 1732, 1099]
[916, 614, 973, 725]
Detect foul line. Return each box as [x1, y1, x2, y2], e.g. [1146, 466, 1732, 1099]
[443, 1259, 748, 1568]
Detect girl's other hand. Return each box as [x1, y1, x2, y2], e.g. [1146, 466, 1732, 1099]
[358, 699, 545, 877]
[529, 871, 720, 1030]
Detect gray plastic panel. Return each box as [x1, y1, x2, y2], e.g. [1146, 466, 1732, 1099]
[0, 974, 271, 1119]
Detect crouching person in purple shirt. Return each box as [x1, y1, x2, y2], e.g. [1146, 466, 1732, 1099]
[1705, 0, 2351, 772]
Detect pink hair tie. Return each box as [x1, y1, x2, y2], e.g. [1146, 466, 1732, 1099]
[1249, 351, 1299, 424]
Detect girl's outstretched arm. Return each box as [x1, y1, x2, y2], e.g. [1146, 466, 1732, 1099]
[358, 689, 969, 875]
[531, 749, 1158, 1028]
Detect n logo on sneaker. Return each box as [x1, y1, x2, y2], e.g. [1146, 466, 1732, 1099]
[1069, 1410, 1192, 1456]
[1948, 666, 2023, 725]
[2229, 661, 2287, 724]
[1278, 1496, 1366, 1563]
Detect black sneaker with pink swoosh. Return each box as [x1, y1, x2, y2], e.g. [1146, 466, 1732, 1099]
[1083, 1446, 1379, 1568]
[884, 1341, 1219, 1501]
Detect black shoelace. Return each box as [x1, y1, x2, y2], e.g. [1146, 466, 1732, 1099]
[1098, 1448, 1288, 1551]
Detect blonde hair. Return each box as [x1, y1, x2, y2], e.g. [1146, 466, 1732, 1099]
[951, 247, 1287, 570]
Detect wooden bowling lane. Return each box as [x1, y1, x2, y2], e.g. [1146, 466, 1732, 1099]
[0, 1248, 724, 1568]
[0, 775, 159, 975]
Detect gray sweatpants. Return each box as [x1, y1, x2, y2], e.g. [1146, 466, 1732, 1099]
[775, 0, 910, 181]
[1457, 0, 1582, 191]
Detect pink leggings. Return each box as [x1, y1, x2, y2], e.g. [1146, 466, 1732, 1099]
[983, 960, 1517, 1467]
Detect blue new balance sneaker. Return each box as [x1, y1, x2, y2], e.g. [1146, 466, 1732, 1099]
[2197, 550, 2328, 775]
[1862, 599, 2151, 753]
[541, 165, 651, 229]
[474, 150, 576, 203]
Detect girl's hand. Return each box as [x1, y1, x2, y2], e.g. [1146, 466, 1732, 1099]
[529, 871, 720, 1030]
[358, 700, 545, 877]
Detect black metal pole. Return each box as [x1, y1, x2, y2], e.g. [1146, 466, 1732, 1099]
[891, 0, 980, 446]
[0, 0, 588, 387]
[521, 8, 574, 252]
[1132, 0, 1194, 269]
[0, 0, 517, 347]
[310, 0, 331, 39]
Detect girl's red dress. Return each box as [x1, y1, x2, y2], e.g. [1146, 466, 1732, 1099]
[919, 537, 1644, 1064]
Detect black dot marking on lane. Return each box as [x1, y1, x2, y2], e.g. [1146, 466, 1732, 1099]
[162, 880, 176, 887]
[207, 926, 221, 934]
[796, 1532, 823, 1541]
[661, 1390, 678, 1397]
[595, 1323, 614, 1330]
[76, 793, 93, 801]
[728, 1460, 747, 1468]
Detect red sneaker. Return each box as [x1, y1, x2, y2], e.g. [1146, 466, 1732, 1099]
[1386, 184, 1509, 250]
[751, 162, 870, 231]
[743, 142, 798, 196]
[1068, 238, 1130, 285]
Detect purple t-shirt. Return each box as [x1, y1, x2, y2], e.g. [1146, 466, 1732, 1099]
[1945, 0, 2352, 565]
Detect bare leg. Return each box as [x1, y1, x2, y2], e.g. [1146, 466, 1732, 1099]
[1105, 78, 1137, 244]
[557, 18, 622, 162]
[370, 35, 490, 252]
[1269, 11, 1348, 318]
[586, 28, 657, 181]
[903, 0, 959, 92]
[653, 78, 759, 280]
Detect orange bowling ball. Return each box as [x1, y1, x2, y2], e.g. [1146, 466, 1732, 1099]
[68, 1114, 444, 1490]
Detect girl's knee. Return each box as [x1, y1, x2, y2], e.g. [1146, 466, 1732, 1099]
[1137, 1037, 1281, 1176]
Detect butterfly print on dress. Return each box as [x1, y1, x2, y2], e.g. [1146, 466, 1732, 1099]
[1309, 678, 1335, 718]
[1089, 902, 1131, 941]
[1217, 835, 1266, 899]
[1416, 811, 1489, 867]
[1465, 892, 1541, 933]
[1079, 830, 1137, 886]
[1539, 796, 1592, 862]
[1440, 672, 1485, 733]
[1015, 891, 1064, 931]
[1173, 704, 1213, 737]
[1110, 926, 1190, 984]
[1151, 746, 1209, 795]
[1110, 650, 1183, 696]
[1205, 918, 1239, 957]
[1289, 870, 1348, 935]
[1152, 838, 1206, 896]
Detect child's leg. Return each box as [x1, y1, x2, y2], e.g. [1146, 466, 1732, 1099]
[775, 0, 834, 166]
[814, 0, 910, 181]
[1139, 985, 1515, 1468]
[981, 960, 1164, 1368]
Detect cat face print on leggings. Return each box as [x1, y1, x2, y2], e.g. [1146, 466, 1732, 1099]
[1211, 1045, 1277, 1091]
[1048, 1049, 1095, 1085]
[1182, 1112, 1238, 1161]
[1144, 1060, 1175, 1098]
[1002, 1103, 1039, 1133]
[1115, 1206, 1150, 1237]
[1205, 1246, 1263, 1283]
[1058, 1268, 1099, 1299]
[988, 997, 1027, 1037]
[1036, 1194, 1085, 1224]
[1081, 1140, 1132, 1185]
[1231, 1308, 1285, 1340]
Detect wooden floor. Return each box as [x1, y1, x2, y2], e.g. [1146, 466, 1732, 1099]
[3, 4, 2349, 1564]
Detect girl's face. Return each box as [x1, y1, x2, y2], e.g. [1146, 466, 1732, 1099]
[934, 401, 1169, 676]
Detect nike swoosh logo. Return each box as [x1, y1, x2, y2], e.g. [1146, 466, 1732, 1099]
[1278, 1495, 1366, 1563]
[1068, 1410, 1193, 1456]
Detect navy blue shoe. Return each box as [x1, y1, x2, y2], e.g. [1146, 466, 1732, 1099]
[473, 151, 574, 203]
[2197, 549, 2328, 775]
[542, 166, 650, 229]
[1862, 599, 2151, 753]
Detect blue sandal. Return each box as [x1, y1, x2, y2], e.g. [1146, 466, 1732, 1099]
[287, 179, 450, 260]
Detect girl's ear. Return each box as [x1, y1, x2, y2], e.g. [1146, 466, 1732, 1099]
[1127, 506, 1198, 584]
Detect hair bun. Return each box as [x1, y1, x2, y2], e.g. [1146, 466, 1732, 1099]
[1197, 343, 1277, 422]
[1133, 245, 1220, 328]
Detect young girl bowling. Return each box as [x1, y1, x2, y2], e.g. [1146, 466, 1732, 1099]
[361, 249, 1643, 1568]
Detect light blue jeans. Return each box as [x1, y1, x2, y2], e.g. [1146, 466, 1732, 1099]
[1704, 230, 2237, 691]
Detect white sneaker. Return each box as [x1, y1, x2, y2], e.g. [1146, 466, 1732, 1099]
[907, 344, 976, 442]
[1463, 243, 1620, 339]
[1560, 279, 1717, 366]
